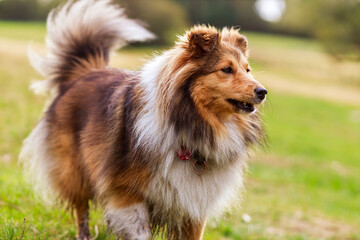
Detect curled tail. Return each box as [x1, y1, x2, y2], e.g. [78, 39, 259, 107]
[29, 0, 154, 95]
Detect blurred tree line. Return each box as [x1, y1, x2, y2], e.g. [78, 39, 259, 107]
[0, 0, 359, 59]
[280, 0, 360, 60]
[0, 0, 273, 44]
[0, 0, 62, 21]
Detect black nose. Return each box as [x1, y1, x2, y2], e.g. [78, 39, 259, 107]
[254, 87, 267, 100]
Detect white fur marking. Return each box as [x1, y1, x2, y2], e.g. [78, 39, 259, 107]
[19, 120, 57, 203]
[105, 203, 152, 240]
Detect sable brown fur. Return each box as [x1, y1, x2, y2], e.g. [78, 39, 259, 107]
[20, 1, 267, 240]
[45, 69, 153, 238]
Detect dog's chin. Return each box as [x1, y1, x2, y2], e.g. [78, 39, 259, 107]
[226, 98, 257, 114]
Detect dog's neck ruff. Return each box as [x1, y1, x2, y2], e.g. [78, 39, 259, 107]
[176, 146, 207, 175]
[137, 56, 250, 166]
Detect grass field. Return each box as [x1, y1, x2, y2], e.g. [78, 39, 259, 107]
[1, 21, 360, 240]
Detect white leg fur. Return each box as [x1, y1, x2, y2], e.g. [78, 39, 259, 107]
[105, 203, 152, 240]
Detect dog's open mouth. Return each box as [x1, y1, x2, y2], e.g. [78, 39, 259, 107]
[227, 99, 255, 113]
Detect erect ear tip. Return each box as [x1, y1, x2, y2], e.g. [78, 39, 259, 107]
[203, 33, 219, 51]
[188, 28, 219, 57]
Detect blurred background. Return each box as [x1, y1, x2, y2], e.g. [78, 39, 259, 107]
[0, 0, 359, 239]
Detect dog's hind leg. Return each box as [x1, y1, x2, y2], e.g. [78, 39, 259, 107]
[75, 201, 91, 240]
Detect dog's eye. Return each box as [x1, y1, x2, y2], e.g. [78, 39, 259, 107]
[247, 67, 251, 73]
[221, 67, 233, 74]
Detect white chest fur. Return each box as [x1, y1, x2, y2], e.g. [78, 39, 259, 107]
[137, 56, 248, 221]
[145, 151, 246, 221]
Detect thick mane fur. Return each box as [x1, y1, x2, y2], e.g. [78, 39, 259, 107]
[136, 26, 264, 154]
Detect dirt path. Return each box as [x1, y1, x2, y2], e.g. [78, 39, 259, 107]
[258, 72, 360, 107]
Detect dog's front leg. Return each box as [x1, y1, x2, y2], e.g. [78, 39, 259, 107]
[104, 197, 151, 240]
[183, 218, 207, 240]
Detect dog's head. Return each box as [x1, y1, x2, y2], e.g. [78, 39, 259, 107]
[157, 25, 266, 140]
[183, 26, 267, 121]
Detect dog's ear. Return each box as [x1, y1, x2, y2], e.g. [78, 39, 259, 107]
[236, 35, 248, 56]
[221, 28, 248, 57]
[188, 31, 219, 58]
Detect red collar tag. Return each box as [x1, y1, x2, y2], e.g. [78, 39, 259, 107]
[176, 147, 192, 161]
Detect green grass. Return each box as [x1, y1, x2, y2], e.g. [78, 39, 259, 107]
[0, 21, 46, 42]
[1, 21, 360, 239]
[202, 94, 360, 240]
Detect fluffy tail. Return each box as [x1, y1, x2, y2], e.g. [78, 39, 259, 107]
[29, 0, 155, 95]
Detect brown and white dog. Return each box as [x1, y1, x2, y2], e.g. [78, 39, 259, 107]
[20, 0, 267, 239]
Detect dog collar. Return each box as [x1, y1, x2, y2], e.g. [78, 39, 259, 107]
[176, 147, 207, 175]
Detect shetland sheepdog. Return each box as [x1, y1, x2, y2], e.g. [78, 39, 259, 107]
[20, 0, 267, 239]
